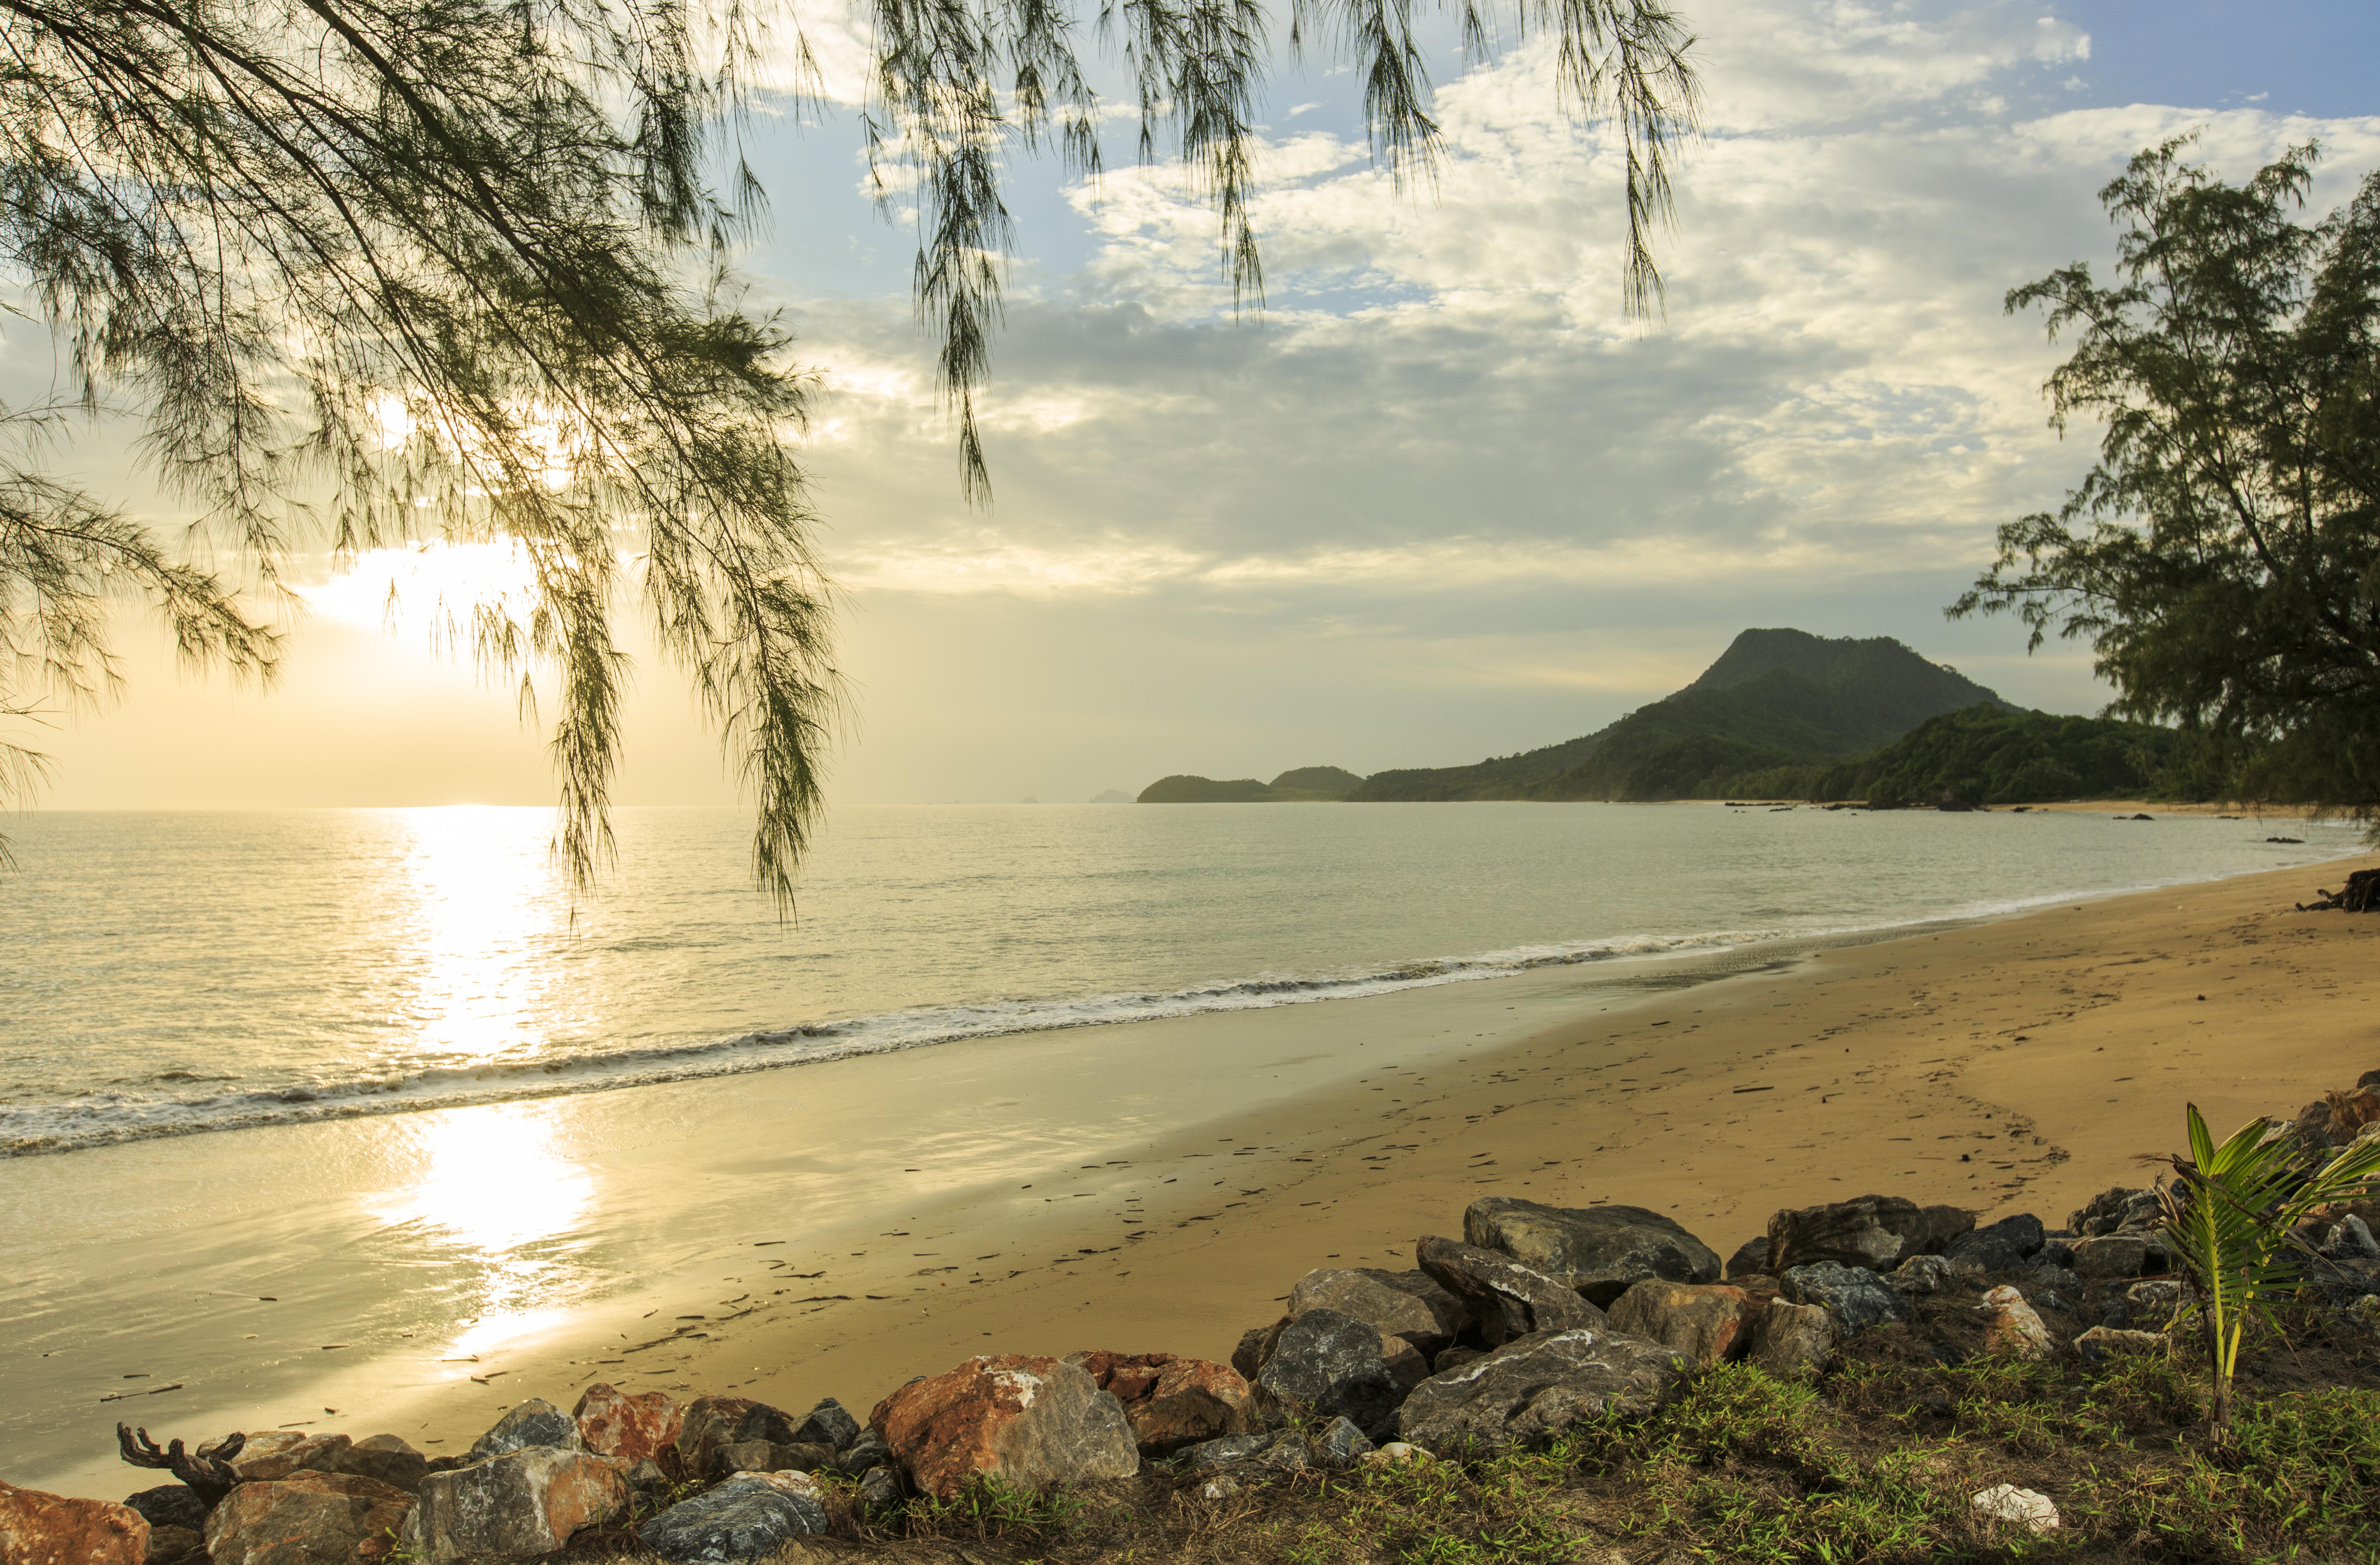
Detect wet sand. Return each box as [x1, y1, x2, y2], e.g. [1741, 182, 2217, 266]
[10, 848, 2376, 1498]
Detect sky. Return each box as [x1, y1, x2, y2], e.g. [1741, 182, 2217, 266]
[17, 0, 2380, 812]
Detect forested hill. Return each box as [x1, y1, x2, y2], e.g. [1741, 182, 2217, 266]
[1347, 629, 2014, 802]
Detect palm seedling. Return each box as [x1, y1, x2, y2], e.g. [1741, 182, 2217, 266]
[2153, 1102, 2380, 1440]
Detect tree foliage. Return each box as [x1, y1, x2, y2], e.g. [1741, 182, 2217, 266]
[0, 0, 1700, 900]
[1954, 138, 2380, 818]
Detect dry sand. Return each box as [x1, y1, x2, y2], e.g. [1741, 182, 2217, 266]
[576, 848, 2380, 1430]
[19, 848, 2377, 1496]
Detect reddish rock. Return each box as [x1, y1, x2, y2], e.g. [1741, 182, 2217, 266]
[1605, 1280, 1758, 1365]
[871, 1354, 1140, 1498]
[204, 1471, 413, 1565]
[145, 1523, 205, 1563]
[230, 1431, 354, 1482]
[574, 1383, 684, 1466]
[401, 1447, 626, 1562]
[0, 1480, 149, 1565]
[1067, 1351, 1257, 1454]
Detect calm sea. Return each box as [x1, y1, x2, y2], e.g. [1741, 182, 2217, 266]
[1, 803, 2356, 1156]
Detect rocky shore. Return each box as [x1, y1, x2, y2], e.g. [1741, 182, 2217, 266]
[7, 1070, 2378, 1565]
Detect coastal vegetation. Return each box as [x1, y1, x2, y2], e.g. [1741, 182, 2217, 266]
[1955, 138, 2380, 826]
[1728, 705, 2212, 810]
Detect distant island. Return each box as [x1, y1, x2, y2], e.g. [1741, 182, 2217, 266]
[1137, 628, 2212, 808]
[1138, 766, 1367, 803]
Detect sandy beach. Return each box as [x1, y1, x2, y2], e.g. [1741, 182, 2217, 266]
[10, 843, 2376, 1498]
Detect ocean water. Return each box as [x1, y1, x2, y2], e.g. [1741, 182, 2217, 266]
[0, 803, 2357, 1156]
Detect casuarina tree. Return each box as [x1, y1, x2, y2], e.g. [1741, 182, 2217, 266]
[1955, 137, 2380, 820]
[0, 0, 1700, 895]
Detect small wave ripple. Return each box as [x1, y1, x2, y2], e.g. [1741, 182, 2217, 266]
[0, 924, 1776, 1157]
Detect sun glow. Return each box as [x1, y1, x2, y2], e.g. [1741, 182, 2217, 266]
[296, 542, 545, 631]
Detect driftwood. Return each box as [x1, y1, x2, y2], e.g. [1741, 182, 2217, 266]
[2298, 867, 2380, 914]
[117, 1424, 245, 1509]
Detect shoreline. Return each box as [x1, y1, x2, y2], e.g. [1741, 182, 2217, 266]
[8, 849, 2378, 1501]
[6, 808, 2364, 1161]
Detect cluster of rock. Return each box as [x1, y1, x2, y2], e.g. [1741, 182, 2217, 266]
[15, 1069, 2380, 1565]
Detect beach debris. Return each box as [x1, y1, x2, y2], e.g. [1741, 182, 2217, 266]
[869, 1354, 1139, 1499]
[1287, 1266, 1468, 1360]
[204, 1470, 413, 1565]
[2297, 867, 2380, 913]
[1065, 1350, 1257, 1454]
[1765, 1194, 1973, 1275]
[1396, 1326, 1687, 1455]
[573, 1382, 684, 1466]
[1970, 1483, 2060, 1533]
[401, 1446, 628, 1562]
[467, 1397, 579, 1460]
[1462, 1196, 1723, 1306]
[1357, 1440, 1431, 1471]
[115, 1424, 246, 1509]
[1251, 1309, 1406, 1438]
[1979, 1286, 2055, 1359]
[2074, 1326, 2169, 1360]
[0, 1478, 151, 1565]
[1779, 1261, 1913, 1335]
[1416, 1236, 1604, 1346]
[1606, 1280, 1759, 1365]
[1746, 1299, 1835, 1377]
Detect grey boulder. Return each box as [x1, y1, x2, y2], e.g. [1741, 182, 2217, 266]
[2068, 1234, 2171, 1280]
[638, 1473, 826, 1563]
[1177, 1431, 1308, 1477]
[1396, 1327, 1687, 1455]
[124, 1486, 207, 1533]
[2325, 1215, 2380, 1262]
[1724, 1237, 1770, 1280]
[792, 1397, 862, 1451]
[1255, 1307, 1405, 1438]
[1746, 1299, 1834, 1377]
[1943, 1214, 2046, 1275]
[1767, 1195, 1972, 1274]
[1314, 1416, 1376, 1469]
[467, 1398, 581, 1459]
[1780, 1260, 1912, 1334]
[1418, 1235, 1605, 1345]
[1464, 1197, 1723, 1306]
[1289, 1267, 1469, 1357]
[336, 1433, 430, 1493]
[1887, 1254, 1965, 1296]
